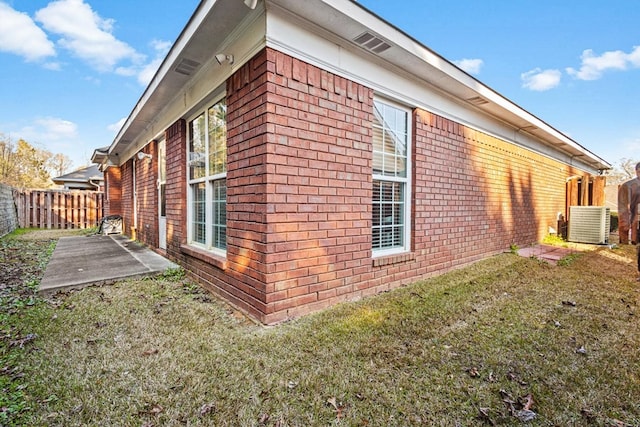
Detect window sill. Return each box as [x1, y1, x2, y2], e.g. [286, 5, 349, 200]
[180, 244, 227, 271]
[372, 252, 415, 267]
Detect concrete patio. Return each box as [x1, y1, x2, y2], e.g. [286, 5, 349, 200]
[39, 234, 177, 294]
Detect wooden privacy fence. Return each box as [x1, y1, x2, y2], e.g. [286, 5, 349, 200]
[15, 189, 104, 229]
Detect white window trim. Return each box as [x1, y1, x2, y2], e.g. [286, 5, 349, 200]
[186, 96, 227, 258]
[372, 97, 412, 258]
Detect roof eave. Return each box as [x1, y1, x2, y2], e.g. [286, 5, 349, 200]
[270, 0, 610, 171]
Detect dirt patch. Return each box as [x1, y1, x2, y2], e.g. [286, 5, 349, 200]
[0, 230, 87, 295]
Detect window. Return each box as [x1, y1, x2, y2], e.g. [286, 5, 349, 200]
[188, 98, 227, 253]
[372, 99, 411, 254]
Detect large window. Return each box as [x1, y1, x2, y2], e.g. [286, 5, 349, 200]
[188, 98, 227, 253]
[372, 99, 411, 254]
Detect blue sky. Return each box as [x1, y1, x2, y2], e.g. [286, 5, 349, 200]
[0, 0, 638, 172]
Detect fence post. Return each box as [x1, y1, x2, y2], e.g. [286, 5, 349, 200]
[46, 191, 52, 229]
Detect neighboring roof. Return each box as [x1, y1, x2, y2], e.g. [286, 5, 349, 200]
[91, 146, 111, 170]
[94, 0, 610, 173]
[53, 164, 104, 189]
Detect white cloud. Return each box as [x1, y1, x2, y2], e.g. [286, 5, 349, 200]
[521, 68, 562, 91]
[111, 38, 171, 85]
[453, 58, 483, 75]
[0, 2, 55, 61]
[150, 39, 172, 53]
[624, 137, 640, 153]
[107, 118, 126, 133]
[566, 46, 640, 80]
[34, 117, 78, 140]
[43, 61, 62, 71]
[136, 39, 172, 85]
[35, 0, 143, 72]
[13, 117, 79, 155]
[136, 57, 164, 85]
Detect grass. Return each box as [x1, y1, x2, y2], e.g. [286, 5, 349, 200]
[2, 230, 640, 426]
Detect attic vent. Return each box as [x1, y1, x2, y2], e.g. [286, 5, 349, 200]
[467, 96, 489, 106]
[174, 58, 201, 76]
[353, 31, 391, 54]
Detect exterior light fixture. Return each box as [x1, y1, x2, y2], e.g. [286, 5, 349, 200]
[137, 152, 152, 161]
[215, 53, 234, 65]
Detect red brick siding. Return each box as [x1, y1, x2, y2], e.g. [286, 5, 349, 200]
[414, 110, 579, 253]
[136, 48, 587, 324]
[120, 161, 133, 236]
[365, 110, 581, 299]
[225, 49, 272, 319]
[258, 49, 374, 324]
[134, 142, 159, 248]
[165, 120, 187, 260]
[104, 166, 122, 215]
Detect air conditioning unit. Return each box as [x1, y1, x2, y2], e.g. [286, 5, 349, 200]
[568, 206, 610, 244]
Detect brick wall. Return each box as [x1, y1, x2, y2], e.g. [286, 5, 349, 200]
[163, 48, 374, 323]
[259, 48, 374, 323]
[224, 49, 271, 317]
[109, 144, 160, 245]
[165, 120, 187, 260]
[134, 142, 159, 247]
[120, 161, 133, 237]
[125, 48, 588, 324]
[104, 167, 122, 216]
[364, 109, 584, 300]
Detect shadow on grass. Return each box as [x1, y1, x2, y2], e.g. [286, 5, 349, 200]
[7, 237, 640, 426]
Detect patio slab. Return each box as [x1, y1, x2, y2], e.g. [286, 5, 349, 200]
[517, 244, 580, 265]
[39, 234, 177, 294]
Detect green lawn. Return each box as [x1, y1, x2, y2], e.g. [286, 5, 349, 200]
[2, 229, 639, 426]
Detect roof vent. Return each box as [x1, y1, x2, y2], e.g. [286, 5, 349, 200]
[353, 31, 391, 54]
[174, 58, 201, 76]
[467, 96, 489, 106]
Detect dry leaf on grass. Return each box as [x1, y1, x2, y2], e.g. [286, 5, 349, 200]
[610, 420, 633, 427]
[514, 409, 536, 422]
[200, 402, 215, 416]
[500, 390, 537, 422]
[138, 404, 163, 417]
[465, 366, 480, 378]
[522, 394, 534, 411]
[10, 333, 37, 348]
[478, 407, 495, 425]
[326, 397, 344, 421]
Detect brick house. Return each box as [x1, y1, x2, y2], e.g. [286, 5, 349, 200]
[92, 0, 610, 324]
